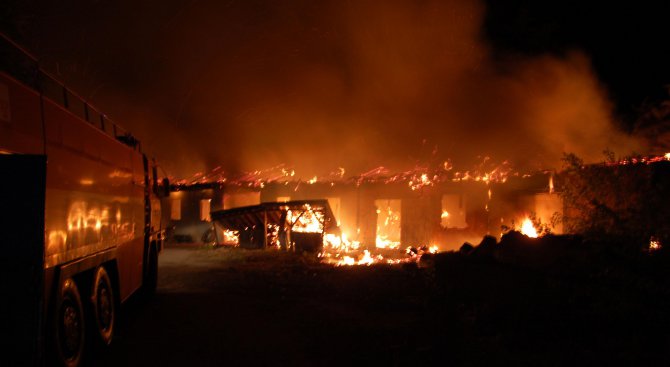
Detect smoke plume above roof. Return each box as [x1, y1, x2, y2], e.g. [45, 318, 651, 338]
[7, 0, 641, 178]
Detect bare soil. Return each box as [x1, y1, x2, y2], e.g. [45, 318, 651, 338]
[96, 242, 670, 366]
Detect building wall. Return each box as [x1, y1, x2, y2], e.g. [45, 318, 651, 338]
[175, 174, 558, 248]
[167, 188, 220, 243]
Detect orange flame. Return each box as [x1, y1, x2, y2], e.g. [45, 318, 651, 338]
[520, 218, 538, 238]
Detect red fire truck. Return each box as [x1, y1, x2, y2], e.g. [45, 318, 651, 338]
[1, 34, 168, 366]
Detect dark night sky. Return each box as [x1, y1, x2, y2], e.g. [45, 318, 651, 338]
[2, 0, 669, 179]
[484, 1, 670, 121]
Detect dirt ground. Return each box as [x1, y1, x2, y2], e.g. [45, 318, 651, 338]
[97, 245, 438, 366]
[96, 242, 670, 366]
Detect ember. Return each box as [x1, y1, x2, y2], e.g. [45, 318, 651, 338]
[222, 229, 240, 245]
[648, 237, 662, 252]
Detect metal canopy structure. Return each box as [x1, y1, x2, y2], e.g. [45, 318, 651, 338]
[211, 199, 338, 251]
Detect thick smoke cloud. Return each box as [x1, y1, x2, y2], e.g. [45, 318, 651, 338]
[148, 0, 638, 178]
[7, 0, 641, 178]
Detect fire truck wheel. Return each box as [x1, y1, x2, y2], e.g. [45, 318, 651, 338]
[91, 266, 115, 346]
[54, 278, 86, 367]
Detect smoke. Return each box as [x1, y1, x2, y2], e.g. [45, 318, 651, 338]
[147, 0, 639, 178]
[6, 0, 642, 178]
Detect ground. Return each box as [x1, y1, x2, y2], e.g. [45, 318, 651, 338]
[96, 241, 670, 366]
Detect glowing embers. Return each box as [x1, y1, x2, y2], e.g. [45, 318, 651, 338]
[605, 152, 670, 166]
[222, 229, 240, 246]
[321, 234, 440, 266]
[332, 250, 380, 266]
[519, 217, 539, 238]
[266, 223, 281, 248]
[648, 237, 662, 252]
[324, 249, 413, 267]
[375, 199, 401, 249]
[408, 173, 434, 191]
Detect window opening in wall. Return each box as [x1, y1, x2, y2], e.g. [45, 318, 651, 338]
[171, 198, 181, 220]
[441, 194, 467, 229]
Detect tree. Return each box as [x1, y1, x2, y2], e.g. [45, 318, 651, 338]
[558, 152, 670, 247]
[634, 86, 670, 154]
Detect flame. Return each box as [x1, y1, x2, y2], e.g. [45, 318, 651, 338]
[441, 210, 449, 219]
[323, 232, 360, 252]
[375, 235, 401, 249]
[333, 250, 384, 266]
[358, 250, 374, 265]
[287, 204, 324, 233]
[324, 242, 435, 266]
[375, 201, 401, 249]
[222, 229, 240, 245]
[648, 237, 662, 252]
[408, 173, 434, 191]
[520, 218, 538, 238]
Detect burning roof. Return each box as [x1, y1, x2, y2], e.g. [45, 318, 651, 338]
[171, 152, 670, 192]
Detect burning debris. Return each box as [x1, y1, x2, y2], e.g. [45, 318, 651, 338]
[211, 200, 337, 252]
[173, 156, 518, 188]
[209, 198, 441, 267]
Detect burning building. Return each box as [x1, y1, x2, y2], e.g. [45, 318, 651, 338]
[165, 162, 563, 252]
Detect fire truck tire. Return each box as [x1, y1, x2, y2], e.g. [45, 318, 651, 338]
[90, 266, 115, 347]
[54, 278, 87, 367]
[143, 244, 158, 296]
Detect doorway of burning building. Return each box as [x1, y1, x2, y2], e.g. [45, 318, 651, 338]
[199, 199, 211, 222]
[374, 199, 401, 249]
[326, 197, 341, 225]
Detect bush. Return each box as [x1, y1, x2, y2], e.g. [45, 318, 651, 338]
[558, 153, 670, 247]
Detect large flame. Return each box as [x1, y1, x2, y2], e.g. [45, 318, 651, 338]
[520, 218, 538, 238]
[287, 204, 324, 233]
